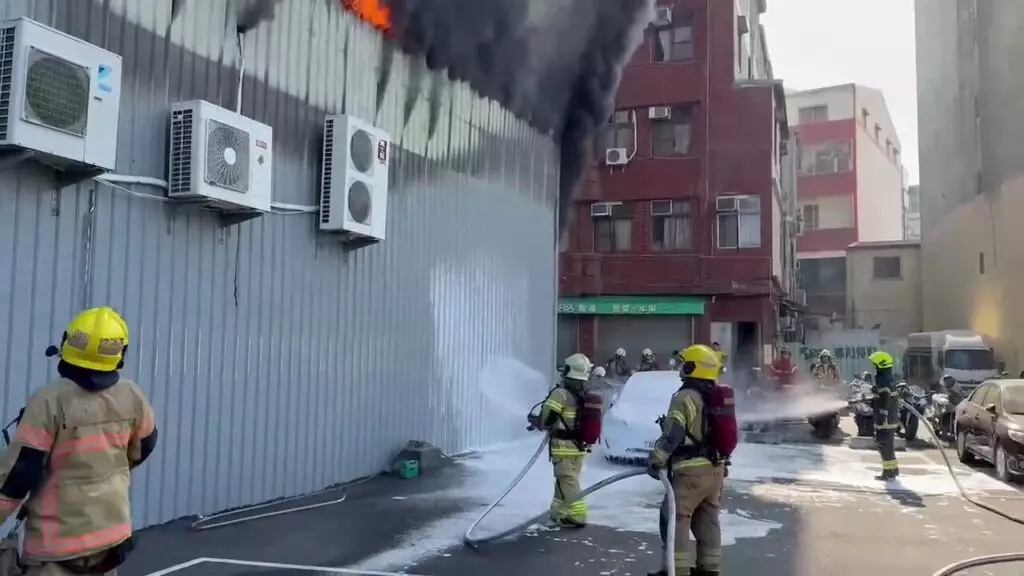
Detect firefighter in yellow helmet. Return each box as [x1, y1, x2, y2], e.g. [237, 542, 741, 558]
[647, 345, 726, 576]
[0, 307, 158, 575]
[869, 350, 900, 481]
[528, 353, 593, 528]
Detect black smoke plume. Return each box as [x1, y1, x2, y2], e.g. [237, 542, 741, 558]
[384, 0, 654, 234]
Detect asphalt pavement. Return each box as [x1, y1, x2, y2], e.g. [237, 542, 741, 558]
[124, 419, 1024, 576]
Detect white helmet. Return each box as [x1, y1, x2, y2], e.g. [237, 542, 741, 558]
[615, 348, 626, 357]
[642, 348, 653, 357]
[819, 349, 833, 360]
[591, 366, 606, 378]
[564, 353, 593, 380]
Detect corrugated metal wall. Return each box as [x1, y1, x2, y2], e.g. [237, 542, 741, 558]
[0, 0, 559, 528]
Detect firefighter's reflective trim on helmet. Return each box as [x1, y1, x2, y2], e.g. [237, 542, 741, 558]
[60, 307, 129, 373]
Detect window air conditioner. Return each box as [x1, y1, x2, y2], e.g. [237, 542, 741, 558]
[648, 106, 672, 120]
[590, 203, 612, 217]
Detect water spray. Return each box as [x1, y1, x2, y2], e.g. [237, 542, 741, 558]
[463, 433, 678, 576]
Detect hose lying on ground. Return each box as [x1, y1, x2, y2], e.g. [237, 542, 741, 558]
[463, 433, 678, 576]
[894, 401, 1024, 576]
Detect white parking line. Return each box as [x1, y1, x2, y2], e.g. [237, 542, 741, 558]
[144, 557, 427, 576]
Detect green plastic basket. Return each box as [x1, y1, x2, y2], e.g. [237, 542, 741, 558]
[395, 459, 420, 479]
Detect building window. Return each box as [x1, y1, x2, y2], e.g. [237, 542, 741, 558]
[861, 108, 869, 128]
[801, 204, 819, 231]
[650, 200, 693, 251]
[598, 110, 636, 159]
[651, 105, 695, 157]
[652, 13, 695, 62]
[885, 139, 892, 157]
[907, 189, 920, 212]
[872, 256, 902, 279]
[797, 105, 828, 124]
[979, 252, 986, 274]
[874, 123, 881, 142]
[798, 141, 852, 174]
[716, 195, 761, 249]
[593, 202, 633, 253]
[893, 149, 900, 166]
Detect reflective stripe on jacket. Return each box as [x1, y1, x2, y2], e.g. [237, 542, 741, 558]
[0, 378, 155, 561]
[660, 388, 713, 472]
[540, 387, 587, 457]
[872, 372, 900, 430]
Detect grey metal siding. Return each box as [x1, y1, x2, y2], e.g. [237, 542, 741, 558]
[0, 0, 559, 528]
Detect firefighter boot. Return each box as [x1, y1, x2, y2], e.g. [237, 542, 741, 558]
[692, 567, 721, 576]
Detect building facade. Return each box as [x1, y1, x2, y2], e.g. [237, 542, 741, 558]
[916, 0, 1024, 371]
[846, 240, 922, 339]
[557, 0, 799, 370]
[786, 83, 906, 320]
[0, 0, 568, 529]
[905, 184, 921, 240]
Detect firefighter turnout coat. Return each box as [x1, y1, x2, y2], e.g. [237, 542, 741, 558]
[0, 377, 156, 562]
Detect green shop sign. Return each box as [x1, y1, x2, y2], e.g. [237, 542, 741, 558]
[557, 297, 705, 315]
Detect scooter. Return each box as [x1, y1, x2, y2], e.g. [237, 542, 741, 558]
[808, 371, 842, 440]
[897, 382, 928, 442]
[848, 380, 876, 437]
[927, 379, 964, 441]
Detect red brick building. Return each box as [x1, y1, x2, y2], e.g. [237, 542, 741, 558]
[557, 0, 799, 369]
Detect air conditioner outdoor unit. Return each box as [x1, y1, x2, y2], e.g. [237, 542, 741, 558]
[590, 203, 612, 217]
[319, 113, 390, 240]
[648, 106, 671, 120]
[651, 200, 673, 216]
[167, 100, 273, 213]
[653, 6, 673, 26]
[0, 18, 122, 178]
[716, 196, 738, 211]
[605, 147, 628, 166]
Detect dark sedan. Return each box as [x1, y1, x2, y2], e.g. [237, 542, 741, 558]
[955, 378, 1024, 482]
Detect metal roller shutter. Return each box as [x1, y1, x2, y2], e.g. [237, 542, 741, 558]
[557, 316, 580, 364]
[596, 316, 696, 368]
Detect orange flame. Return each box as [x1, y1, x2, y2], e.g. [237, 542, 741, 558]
[343, 0, 392, 32]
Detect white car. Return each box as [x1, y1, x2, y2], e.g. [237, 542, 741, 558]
[601, 371, 682, 465]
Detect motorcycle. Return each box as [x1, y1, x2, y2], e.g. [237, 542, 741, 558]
[848, 380, 876, 437]
[926, 380, 964, 441]
[808, 371, 842, 439]
[897, 382, 928, 442]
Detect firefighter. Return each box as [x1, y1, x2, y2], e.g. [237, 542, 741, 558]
[811, 349, 842, 385]
[529, 353, 593, 528]
[639, 349, 659, 372]
[0, 307, 158, 575]
[647, 345, 727, 576]
[606, 348, 632, 379]
[869, 350, 900, 481]
[711, 342, 727, 374]
[668, 351, 680, 370]
[769, 346, 797, 391]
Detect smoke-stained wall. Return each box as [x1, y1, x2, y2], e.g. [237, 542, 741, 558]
[0, 0, 563, 529]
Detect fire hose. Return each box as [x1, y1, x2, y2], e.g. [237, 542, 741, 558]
[462, 434, 679, 576]
[891, 400, 1024, 576]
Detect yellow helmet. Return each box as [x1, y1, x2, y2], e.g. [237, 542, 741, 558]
[679, 344, 722, 381]
[60, 307, 129, 372]
[869, 350, 894, 370]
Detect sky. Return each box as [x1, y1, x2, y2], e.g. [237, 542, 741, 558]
[761, 0, 919, 185]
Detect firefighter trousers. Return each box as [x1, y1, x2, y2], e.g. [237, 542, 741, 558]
[551, 456, 587, 526]
[658, 465, 726, 575]
[875, 427, 899, 477]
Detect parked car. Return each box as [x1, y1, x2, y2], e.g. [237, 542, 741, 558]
[954, 378, 1024, 482]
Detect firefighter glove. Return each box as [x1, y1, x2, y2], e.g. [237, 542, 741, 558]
[646, 459, 665, 480]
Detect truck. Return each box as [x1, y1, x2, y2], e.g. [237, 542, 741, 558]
[904, 330, 999, 392]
